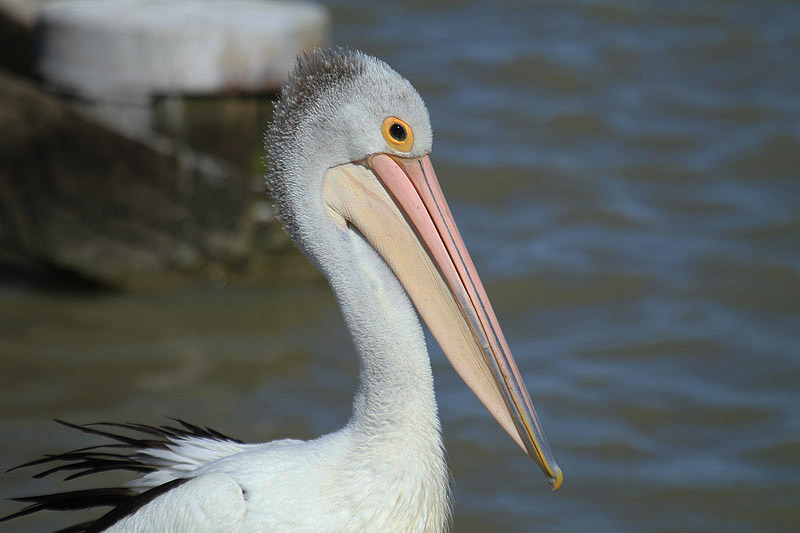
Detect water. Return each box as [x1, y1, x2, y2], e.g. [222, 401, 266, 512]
[1, 1, 799, 531]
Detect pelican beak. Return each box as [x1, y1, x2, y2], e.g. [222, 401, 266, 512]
[323, 154, 562, 489]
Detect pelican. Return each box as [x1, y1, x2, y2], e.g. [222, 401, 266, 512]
[2, 48, 561, 532]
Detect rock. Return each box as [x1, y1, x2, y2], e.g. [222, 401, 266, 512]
[0, 0, 326, 288]
[0, 0, 36, 78]
[0, 69, 316, 288]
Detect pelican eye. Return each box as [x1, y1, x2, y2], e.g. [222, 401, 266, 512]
[381, 116, 414, 152]
[390, 123, 406, 141]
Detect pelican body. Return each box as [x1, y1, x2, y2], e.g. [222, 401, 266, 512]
[2, 49, 560, 532]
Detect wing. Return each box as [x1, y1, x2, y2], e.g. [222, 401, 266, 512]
[1, 420, 251, 532]
[99, 472, 246, 532]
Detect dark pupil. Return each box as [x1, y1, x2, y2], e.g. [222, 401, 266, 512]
[389, 123, 407, 142]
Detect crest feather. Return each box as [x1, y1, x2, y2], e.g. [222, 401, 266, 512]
[264, 48, 374, 245]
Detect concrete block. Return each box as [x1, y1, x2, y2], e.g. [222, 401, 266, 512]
[36, 0, 329, 100]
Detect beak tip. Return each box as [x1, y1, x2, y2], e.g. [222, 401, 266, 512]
[549, 466, 564, 491]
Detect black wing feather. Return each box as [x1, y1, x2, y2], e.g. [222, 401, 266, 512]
[1, 419, 242, 532]
[1, 488, 136, 522]
[83, 478, 190, 533]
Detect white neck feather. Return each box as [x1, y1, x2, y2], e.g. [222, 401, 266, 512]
[324, 230, 451, 531]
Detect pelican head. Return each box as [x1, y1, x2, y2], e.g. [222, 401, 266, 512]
[266, 48, 562, 489]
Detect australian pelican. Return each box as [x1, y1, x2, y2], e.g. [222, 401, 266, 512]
[2, 48, 561, 532]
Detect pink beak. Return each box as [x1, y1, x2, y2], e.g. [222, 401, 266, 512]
[323, 153, 562, 489]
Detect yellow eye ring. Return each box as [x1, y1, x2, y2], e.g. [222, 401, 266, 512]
[381, 116, 414, 152]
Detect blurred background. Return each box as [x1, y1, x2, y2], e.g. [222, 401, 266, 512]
[1, 0, 799, 531]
